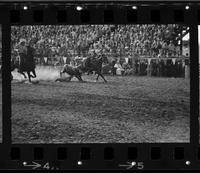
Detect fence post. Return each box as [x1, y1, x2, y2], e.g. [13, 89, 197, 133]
[185, 64, 190, 79]
[147, 58, 151, 76]
[185, 59, 190, 79]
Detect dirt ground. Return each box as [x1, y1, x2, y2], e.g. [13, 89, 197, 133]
[11, 67, 190, 143]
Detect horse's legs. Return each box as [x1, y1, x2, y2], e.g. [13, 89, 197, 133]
[87, 68, 93, 75]
[21, 72, 27, 79]
[99, 73, 107, 83]
[76, 75, 83, 82]
[96, 74, 99, 81]
[27, 71, 32, 82]
[18, 70, 27, 79]
[31, 69, 37, 78]
[75, 75, 80, 81]
[68, 75, 73, 81]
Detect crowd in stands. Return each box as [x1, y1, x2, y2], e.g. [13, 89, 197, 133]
[11, 24, 183, 62]
[11, 25, 189, 77]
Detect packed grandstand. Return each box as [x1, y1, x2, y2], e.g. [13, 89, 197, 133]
[10, 25, 190, 77]
[11, 25, 188, 61]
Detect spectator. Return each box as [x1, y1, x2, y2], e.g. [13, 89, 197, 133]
[114, 60, 125, 76]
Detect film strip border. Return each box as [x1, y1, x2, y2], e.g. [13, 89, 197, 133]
[0, 2, 199, 170]
[1, 3, 200, 24]
[0, 144, 199, 169]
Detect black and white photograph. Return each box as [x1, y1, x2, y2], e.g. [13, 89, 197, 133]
[11, 25, 190, 143]
[0, 25, 1, 143]
[198, 25, 200, 143]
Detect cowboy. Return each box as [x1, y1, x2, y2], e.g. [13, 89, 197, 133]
[85, 51, 94, 75]
[87, 50, 95, 65]
[18, 38, 27, 71]
[26, 39, 36, 69]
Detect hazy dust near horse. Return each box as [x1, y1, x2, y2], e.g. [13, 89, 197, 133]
[11, 45, 37, 82]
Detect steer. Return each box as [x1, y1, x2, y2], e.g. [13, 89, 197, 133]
[57, 64, 83, 82]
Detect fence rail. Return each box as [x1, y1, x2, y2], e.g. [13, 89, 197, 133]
[34, 55, 190, 65]
[33, 56, 190, 78]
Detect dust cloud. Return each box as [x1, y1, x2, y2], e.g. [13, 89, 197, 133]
[12, 66, 69, 82]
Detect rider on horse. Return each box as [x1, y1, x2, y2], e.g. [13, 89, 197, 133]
[26, 39, 36, 69]
[18, 38, 36, 71]
[86, 49, 97, 74]
[18, 38, 27, 71]
[13, 38, 37, 81]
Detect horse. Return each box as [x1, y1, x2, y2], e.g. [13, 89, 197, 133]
[11, 46, 37, 82]
[81, 55, 108, 83]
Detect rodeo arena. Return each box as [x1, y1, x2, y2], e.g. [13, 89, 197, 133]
[11, 25, 190, 143]
[0, 26, 1, 143]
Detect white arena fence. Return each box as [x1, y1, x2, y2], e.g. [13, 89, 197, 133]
[32, 55, 189, 78]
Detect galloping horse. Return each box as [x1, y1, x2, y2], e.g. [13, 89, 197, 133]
[11, 45, 37, 82]
[81, 55, 108, 83]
